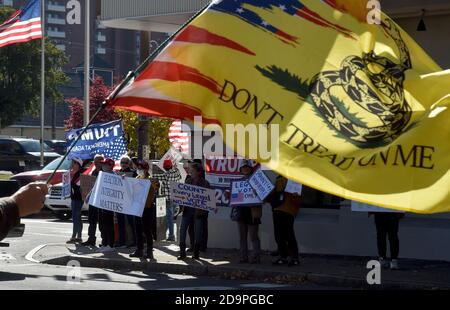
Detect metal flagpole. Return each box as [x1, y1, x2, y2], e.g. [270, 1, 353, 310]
[84, 0, 90, 126]
[40, 0, 45, 167]
[46, 1, 211, 184]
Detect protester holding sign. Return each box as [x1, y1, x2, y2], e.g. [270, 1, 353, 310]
[66, 157, 85, 244]
[267, 175, 302, 267]
[229, 160, 262, 264]
[154, 159, 182, 242]
[82, 154, 104, 247]
[97, 158, 117, 253]
[180, 160, 195, 252]
[130, 160, 159, 259]
[116, 155, 137, 248]
[177, 162, 211, 260]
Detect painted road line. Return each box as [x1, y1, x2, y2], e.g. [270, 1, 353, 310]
[26, 233, 71, 237]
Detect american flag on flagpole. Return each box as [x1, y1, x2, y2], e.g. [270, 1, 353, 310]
[0, 0, 42, 48]
[168, 120, 190, 155]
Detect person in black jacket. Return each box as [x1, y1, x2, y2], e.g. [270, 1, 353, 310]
[67, 157, 85, 244]
[81, 154, 104, 247]
[116, 155, 137, 248]
[0, 182, 48, 241]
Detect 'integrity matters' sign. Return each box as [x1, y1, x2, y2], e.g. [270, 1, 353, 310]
[88, 171, 151, 217]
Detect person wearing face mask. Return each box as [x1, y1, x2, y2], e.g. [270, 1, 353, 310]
[66, 157, 85, 244]
[115, 155, 137, 249]
[82, 154, 104, 247]
[130, 160, 159, 259]
[97, 158, 117, 253]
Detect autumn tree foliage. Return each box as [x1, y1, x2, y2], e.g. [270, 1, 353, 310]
[65, 76, 172, 158]
[64, 76, 118, 130]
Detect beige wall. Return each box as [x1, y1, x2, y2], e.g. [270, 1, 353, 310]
[0, 127, 66, 140]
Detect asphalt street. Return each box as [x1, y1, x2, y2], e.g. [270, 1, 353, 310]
[0, 216, 337, 290]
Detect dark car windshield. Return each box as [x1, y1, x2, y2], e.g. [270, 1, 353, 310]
[17, 140, 52, 153]
[43, 157, 72, 171]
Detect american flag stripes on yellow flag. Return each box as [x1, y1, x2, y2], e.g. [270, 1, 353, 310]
[111, 0, 450, 214]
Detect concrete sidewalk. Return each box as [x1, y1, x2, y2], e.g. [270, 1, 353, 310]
[33, 242, 450, 289]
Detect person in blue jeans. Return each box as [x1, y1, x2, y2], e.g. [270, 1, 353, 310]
[66, 157, 85, 244]
[166, 200, 176, 241]
[154, 159, 182, 242]
[177, 162, 210, 260]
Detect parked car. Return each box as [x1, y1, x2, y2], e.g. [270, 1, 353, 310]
[10, 156, 72, 187]
[44, 140, 67, 155]
[45, 183, 89, 220]
[0, 137, 60, 174]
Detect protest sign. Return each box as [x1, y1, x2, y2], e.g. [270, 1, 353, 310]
[351, 201, 405, 213]
[156, 197, 167, 218]
[230, 180, 262, 206]
[248, 168, 274, 201]
[88, 171, 151, 217]
[80, 174, 97, 201]
[157, 146, 183, 171]
[62, 171, 71, 199]
[66, 120, 127, 160]
[205, 157, 244, 207]
[285, 180, 303, 195]
[169, 182, 217, 213]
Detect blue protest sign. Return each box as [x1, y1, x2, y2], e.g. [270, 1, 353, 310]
[66, 120, 127, 160]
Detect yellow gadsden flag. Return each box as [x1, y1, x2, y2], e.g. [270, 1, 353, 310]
[112, 0, 450, 214]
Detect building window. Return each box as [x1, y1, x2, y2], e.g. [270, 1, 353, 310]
[301, 186, 343, 210]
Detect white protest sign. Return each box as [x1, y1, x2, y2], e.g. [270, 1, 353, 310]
[170, 182, 217, 213]
[285, 180, 303, 195]
[88, 171, 151, 217]
[158, 146, 183, 171]
[248, 169, 274, 201]
[62, 171, 71, 199]
[351, 201, 405, 213]
[230, 180, 262, 206]
[156, 197, 167, 218]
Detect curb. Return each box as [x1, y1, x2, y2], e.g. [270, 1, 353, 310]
[40, 254, 450, 290]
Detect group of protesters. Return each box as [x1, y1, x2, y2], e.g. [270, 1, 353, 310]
[66, 154, 212, 260]
[66, 154, 401, 269]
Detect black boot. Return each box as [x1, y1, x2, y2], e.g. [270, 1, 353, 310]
[144, 249, 154, 260]
[129, 249, 143, 258]
[178, 245, 186, 260]
[193, 245, 200, 260]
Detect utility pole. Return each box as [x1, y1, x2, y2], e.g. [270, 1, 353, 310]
[137, 30, 150, 159]
[84, 0, 90, 126]
[40, 0, 46, 167]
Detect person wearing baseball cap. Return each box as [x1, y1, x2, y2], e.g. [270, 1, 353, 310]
[102, 158, 115, 172]
[66, 157, 85, 244]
